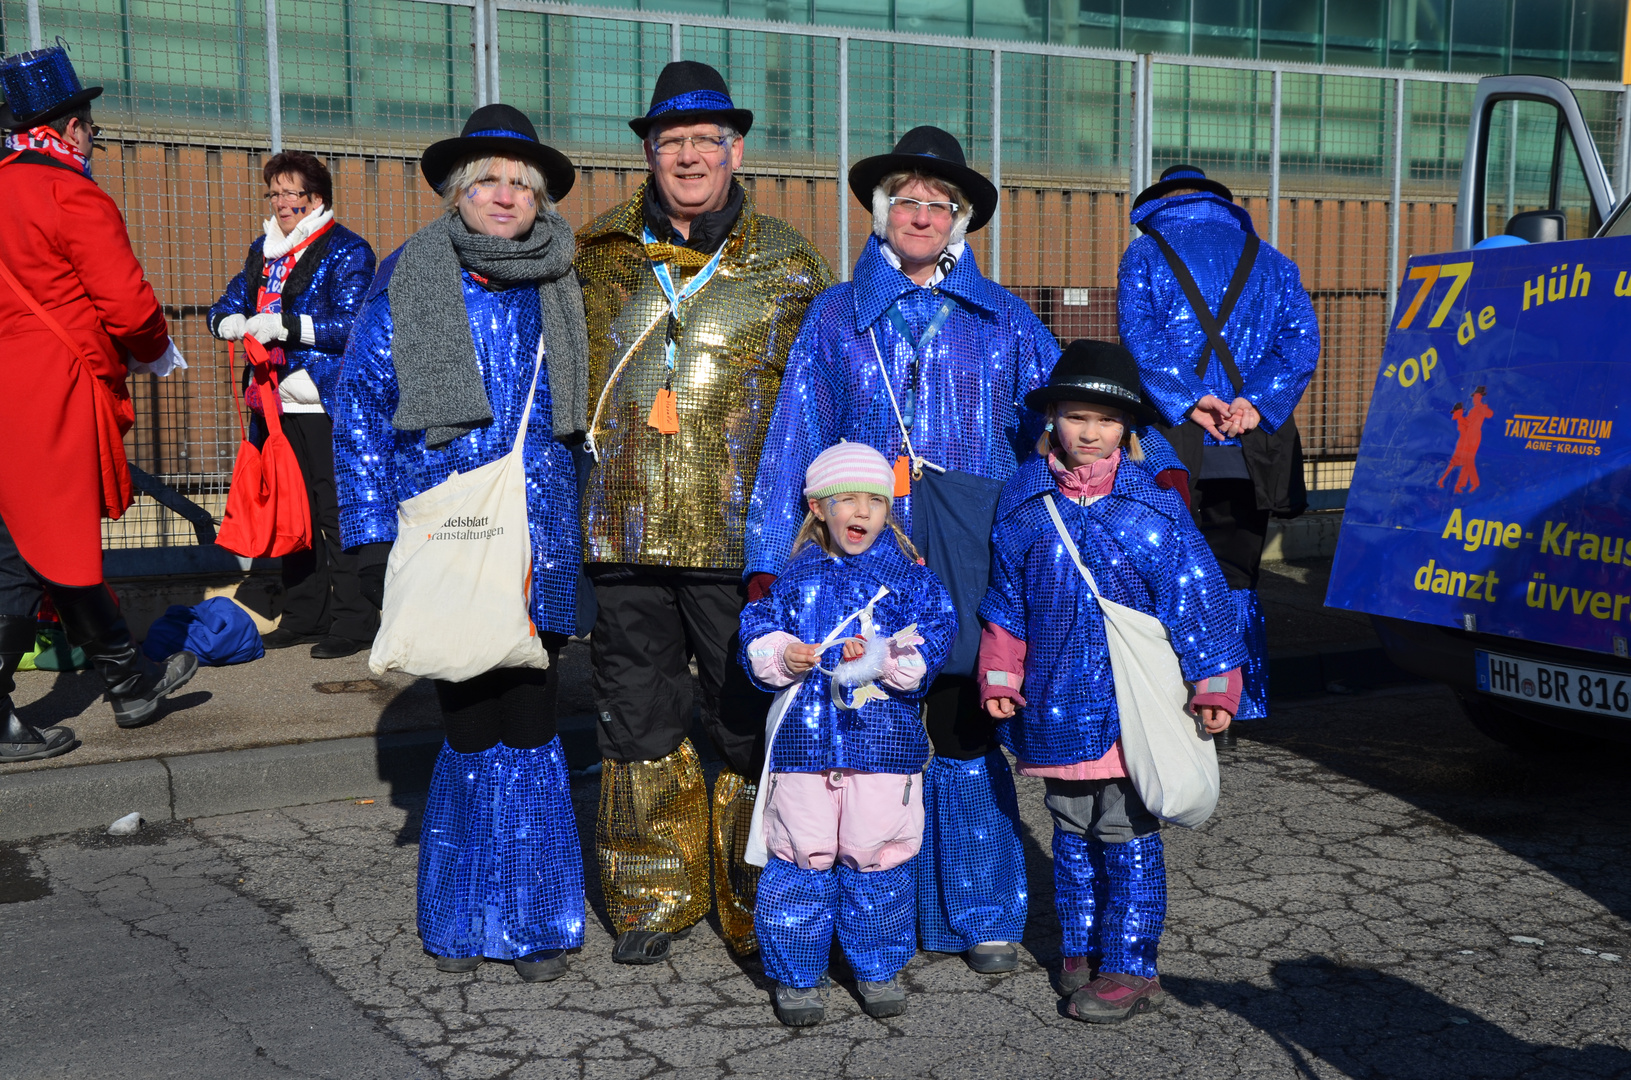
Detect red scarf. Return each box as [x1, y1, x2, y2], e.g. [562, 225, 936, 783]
[5, 124, 90, 177]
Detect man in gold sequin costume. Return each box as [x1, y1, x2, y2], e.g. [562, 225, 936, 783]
[574, 61, 834, 965]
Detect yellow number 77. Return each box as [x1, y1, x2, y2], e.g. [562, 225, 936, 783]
[1396, 261, 1474, 329]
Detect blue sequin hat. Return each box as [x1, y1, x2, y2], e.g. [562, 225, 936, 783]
[420, 103, 576, 201]
[1025, 339, 1157, 422]
[629, 61, 753, 139]
[0, 43, 102, 130]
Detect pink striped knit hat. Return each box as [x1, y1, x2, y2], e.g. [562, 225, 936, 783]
[803, 441, 896, 501]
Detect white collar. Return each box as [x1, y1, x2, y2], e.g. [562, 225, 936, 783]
[879, 239, 964, 288]
[262, 204, 333, 260]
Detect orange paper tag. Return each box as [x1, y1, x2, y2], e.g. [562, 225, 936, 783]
[892, 456, 912, 498]
[647, 388, 680, 435]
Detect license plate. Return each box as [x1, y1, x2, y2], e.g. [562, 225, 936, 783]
[1476, 650, 1631, 717]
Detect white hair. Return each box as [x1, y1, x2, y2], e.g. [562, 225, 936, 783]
[871, 170, 973, 246]
[439, 153, 555, 214]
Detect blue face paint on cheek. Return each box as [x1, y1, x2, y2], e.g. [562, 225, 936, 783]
[466, 188, 477, 201]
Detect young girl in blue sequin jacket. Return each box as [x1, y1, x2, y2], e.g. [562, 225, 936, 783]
[740, 442, 957, 1028]
[978, 340, 1247, 1024]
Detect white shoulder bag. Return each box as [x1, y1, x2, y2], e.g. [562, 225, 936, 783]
[1043, 494, 1219, 828]
[369, 337, 550, 683]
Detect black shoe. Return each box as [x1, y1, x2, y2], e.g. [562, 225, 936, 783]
[0, 705, 78, 762]
[110, 650, 200, 728]
[612, 929, 685, 965]
[964, 942, 1018, 974]
[433, 954, 483, 973]
[262, 627, 323, 650]
[310, 635, 366, 660]
[48, 585, 199, 728]
[514, 949, 566, 983]
[1215, 726, 1238, 750]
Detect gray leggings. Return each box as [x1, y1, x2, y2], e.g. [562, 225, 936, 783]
[1043, 776, 1160, 844]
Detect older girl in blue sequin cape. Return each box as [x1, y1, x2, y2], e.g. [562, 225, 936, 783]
[978, 341, 1247, 1023]
[739, 442, 957, 1027]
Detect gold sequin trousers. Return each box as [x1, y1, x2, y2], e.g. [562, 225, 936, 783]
[596, 739, 760, 954]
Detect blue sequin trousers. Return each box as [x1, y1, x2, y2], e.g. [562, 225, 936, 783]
[1235, 589, 1268, 721]
[757, 857, 917, 988]
[915, 751, 1028, 952]
[1053, 829, 1166, 978]
[418, 739, 586, 960]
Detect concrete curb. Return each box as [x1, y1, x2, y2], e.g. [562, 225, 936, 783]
[0, 730, 444, 842]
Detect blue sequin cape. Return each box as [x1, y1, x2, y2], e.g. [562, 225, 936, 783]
[740, 538, 957, 774]
[331, 247, 581, 637]
[980, 454, 1247, 765]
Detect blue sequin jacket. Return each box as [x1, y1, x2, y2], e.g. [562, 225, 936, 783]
[331, 248, 581, 637]
[740, 538, 958, 774]
[207, 222, 376, 405]
[980, 454, 1247, 765]
[1118, 194, 1320, 441]
[744, 236, 1058, 576]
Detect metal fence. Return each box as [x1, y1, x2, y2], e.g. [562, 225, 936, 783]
[8, 0, 1629, 549]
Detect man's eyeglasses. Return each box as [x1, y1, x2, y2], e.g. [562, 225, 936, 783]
[264, 190, 312, 204]
[650, 133, 732, 156]
[887, 196, 960, 219]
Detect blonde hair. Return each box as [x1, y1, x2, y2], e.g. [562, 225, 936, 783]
[791, 498, 921, 562]
[1037, 402, 1145, 461]
[439, 153, 555, 215]
[872, 170, 974, 247]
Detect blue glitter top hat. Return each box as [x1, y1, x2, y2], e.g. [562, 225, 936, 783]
[0, 43, 102, 131]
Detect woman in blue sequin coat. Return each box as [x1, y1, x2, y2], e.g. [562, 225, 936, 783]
[331, 106, 591, 984]
[979, 341, 1247, 1023]
[741, 442, 957, 1026]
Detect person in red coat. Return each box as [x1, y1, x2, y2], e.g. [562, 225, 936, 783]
[0, 45, 198, 763]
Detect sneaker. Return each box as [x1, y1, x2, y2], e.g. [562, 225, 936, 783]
[1058, 954, 1098, 996]
[772, 984, 824, 1027]
[432, 954, 483, 973]
[964, 941, 1018, 974]
[514, 949, 566, 983]
[856, 975, 907, 1019]
[1066, 972, 1164, 1024]
[110, 651, 199, 729]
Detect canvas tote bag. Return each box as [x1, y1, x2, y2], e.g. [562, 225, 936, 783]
[369, 337, 548, 682]
[216, 340, 313, 558]
[1044, 494, 1219, 828]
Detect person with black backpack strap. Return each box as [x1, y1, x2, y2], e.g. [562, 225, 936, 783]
[1117, 165, 1321, 743]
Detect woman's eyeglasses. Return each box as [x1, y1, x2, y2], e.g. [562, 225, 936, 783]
[264, 190, 312, 204]
[887, 196, 960, 219]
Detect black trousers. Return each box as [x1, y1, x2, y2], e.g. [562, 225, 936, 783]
[276, 413, 378, 641]
[1194, 477, 1272, 591]
[589, 567, 767, 777]
[434, 635, 567, 753]
[0, 513, 44, 620]
[923, 673, 995, 761]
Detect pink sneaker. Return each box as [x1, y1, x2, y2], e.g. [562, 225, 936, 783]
[1066, 972, 1163, 1024]
[1058, 955, 1097, 996]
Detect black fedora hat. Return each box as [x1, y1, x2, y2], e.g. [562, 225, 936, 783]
[1024, 339, 1157, 421]
[629, 61, 753, 139]
[1133, 163, 1234, 210]
[0, 44, 102, 130]
[420, 103, 576, 202]
[848, 126, 998, 233]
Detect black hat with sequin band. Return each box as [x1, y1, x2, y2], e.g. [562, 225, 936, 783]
[1025, 339, 1158, 422]
[1133, 163, 1235, 210]
[0, 44, 102, 130]
[420, 103, 576, 202]
[629, 61, 753, 139]
[848, 125, 999, 234]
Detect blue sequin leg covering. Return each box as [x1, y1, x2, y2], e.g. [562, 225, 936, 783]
[837, 861, 917, 983]
[1098, 833, 1166, 979]
[1052, 826, 1107, 959]
[756, 856, 837, 988]
[916, 751, 1028, 952]
[1235, 588, 1268, 721]
[417, 738, 586, 961]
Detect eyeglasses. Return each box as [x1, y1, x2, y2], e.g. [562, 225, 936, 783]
[650, 133, 732, 156]
[264, 189, 312, 204]
[887, 196, 960, 219]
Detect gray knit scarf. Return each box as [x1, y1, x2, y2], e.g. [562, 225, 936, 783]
[389, 210, 589, 449]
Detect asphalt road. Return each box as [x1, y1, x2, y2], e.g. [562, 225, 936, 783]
[4, 684, 1629, 1080]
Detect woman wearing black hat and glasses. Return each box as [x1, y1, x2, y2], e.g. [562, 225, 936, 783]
[331, 104, 591, 984]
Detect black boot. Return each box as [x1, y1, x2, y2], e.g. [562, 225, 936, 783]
[0, 614, 78, 762]
[49, 585, 199, 729]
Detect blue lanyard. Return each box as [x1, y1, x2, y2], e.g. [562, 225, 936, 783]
[884, 297, 955, 431]
[642, 226, 727, 387]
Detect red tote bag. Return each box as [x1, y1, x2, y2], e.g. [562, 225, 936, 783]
[216, 338, 312, 558]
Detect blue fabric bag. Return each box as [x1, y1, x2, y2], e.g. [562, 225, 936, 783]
[142, 597, 265, 666]
[910, 467, 1001, 677]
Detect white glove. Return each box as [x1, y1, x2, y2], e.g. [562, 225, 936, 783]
[244, 312, 288, 344]
[215, 312, 247, 341]
[128, 339, 189, 378]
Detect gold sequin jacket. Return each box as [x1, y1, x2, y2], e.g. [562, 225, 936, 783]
[575, 180, 834, 569]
